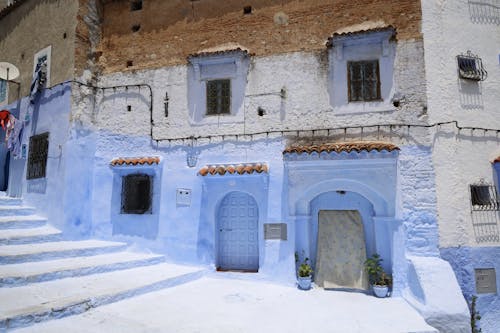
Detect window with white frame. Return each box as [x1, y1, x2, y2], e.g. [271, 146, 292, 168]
[187, 49, 249, 123]
[33, 46, 51, 88]
[327, 27, 396, 114]
[0, 79, 7, 106]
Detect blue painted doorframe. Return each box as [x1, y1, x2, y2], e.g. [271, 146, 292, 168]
[217, 191, 259, 271]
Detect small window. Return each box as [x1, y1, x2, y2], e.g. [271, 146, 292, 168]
[348, 60, 381, 102]
[0, 79, 7, 104]
[27, 133, 49, 180]
[457, 51, 487, 81]
[470, 184, 499, 210]
[121, 174, 152, 214]
[206, 79, 231, 115]
[130, 0, 142, 11]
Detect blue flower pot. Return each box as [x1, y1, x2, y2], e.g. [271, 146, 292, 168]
[298, 276, 312, 290]
[372, 285, 389, 298]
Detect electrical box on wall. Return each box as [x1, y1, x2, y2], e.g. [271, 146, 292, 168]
[475, 268, 497, 294]
[176, 188, 192, 206]
[264, 223, 287, 240]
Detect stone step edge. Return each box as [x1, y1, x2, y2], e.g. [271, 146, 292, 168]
[0, 231, 62, 245]
[0, 268, 207, 331]
[0, 243, 128, 265]
[0, 254, 166, 287]
[0, 216, 47, 229]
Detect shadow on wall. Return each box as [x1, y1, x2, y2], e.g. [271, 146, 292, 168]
[458, 79, 483, 109]
[472, 211, 500, 243]
[468, 0, 500, 25]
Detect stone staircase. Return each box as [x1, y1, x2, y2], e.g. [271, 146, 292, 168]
[0, 195, 206, 331]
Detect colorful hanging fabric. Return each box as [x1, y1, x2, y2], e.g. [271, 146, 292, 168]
[0, 109, 10, 130]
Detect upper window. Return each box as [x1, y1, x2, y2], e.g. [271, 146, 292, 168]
[187, 49, 249, 123]
[121, 173, 152, 214]
[27, 132, 49, 180]
[206, 79, 231, 115]
[33, 46, 51, 87]
[470, 184, 498, 210]
[0, 79, 7, 106]
[348, 60, 381, 102]
[457, 51, 487, 81]
[327, 27, 396, 114]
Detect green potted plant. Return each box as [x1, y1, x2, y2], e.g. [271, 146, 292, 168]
[295, 252, 313, 290]
[364, 253, 392, 297]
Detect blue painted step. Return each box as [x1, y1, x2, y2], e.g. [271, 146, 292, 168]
[0, 215, 47, 230]
[0, 225, 62, 245]
[0, 206, 37, 217]
[0, 240, 128, 264]
[0, 263, 207, 331]
[0, 251, 166, 286]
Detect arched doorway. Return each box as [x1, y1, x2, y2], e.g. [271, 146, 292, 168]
[217, 191, 259, 271]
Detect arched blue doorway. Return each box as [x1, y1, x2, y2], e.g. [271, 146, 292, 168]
[217, 191, 259, 271]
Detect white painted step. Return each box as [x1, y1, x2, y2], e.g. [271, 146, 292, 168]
[0, 262, 206, 330]
[0, 240, 127, 264]
[0, 215, 47, 229]
[0, 251, 165, 286]
[0, 225, 62, 245]
[0, 206, 36, 217]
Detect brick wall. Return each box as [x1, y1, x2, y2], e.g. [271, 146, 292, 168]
[98, 0, 422, 73]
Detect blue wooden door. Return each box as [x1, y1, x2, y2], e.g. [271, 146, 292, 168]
[217, 191, 259, 271]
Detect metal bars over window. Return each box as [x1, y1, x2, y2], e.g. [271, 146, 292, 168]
[457, 51, 488, 81]
[206, 79, 230, 115]
[27, 133, 49, 180]
[470, 184, 499, 211]
[348, 60, 381, 102]
[121, 174, 152, 214]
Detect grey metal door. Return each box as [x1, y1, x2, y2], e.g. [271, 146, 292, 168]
[217, 191, 259, 271]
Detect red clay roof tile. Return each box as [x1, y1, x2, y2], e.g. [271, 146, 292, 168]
[199, 163, 269, 177]
[110, 156, 160, 166]
[283, 141, 399, 155]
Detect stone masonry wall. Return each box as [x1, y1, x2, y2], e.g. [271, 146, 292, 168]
[97, 0, 422, 73]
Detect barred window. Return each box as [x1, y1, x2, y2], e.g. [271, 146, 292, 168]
[27, 133, 49, 180]
[121, 174, 152, 214]
[206, 79, 230, 115]
[348, 60, 381, 102]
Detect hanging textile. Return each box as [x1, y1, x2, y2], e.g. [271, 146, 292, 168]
[5, 114, 23, 158]
[0, 109, 10, 130]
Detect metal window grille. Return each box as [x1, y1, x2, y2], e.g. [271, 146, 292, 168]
[206, 79, 231, 115]
[26, 133, 49, 180]
[121, 174, 152, 214]
[348, 60, 381, 102]
[457, 51, 487, 81]
[470, 184, 499, 211]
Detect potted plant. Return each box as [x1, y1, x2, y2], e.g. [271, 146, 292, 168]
[364, 253, 392, 298]
[295, 252, 313, 290]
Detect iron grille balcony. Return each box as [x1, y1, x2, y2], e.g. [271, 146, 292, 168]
[457, 51, 488, 81]
[470, 183, 499, 211]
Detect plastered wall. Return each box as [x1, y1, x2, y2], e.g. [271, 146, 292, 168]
[422, 0, 500, 248]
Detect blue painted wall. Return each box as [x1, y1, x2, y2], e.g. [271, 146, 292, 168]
[440, 246, 500, 333]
